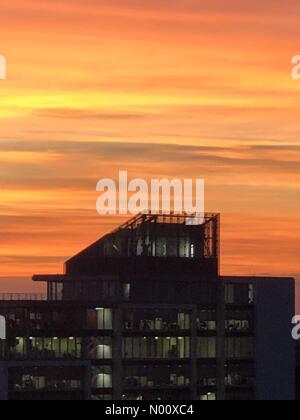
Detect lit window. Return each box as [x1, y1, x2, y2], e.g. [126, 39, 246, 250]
[124, 284, 131, 301]
[87, 337, 112, 360]
[190, 244, 195, 258]
[225, 284, 235, 304]
[248, 284, 254, 304]
[200, 393, 216, 401]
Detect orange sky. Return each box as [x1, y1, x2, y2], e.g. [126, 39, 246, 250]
[0, 0, 300, 295]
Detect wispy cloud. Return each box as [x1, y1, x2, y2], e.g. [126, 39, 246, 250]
[0, 0, 300, 282]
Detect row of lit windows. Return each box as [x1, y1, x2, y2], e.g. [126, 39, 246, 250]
[124, 310, 190, 331]
[12, 375, 82, 392]
[123, 365, 191, 389]
[123, 310, 218, 332]
[1, 307, 254, 334]
[123, 337, 190, 360]
[9, 366, 85, 392]
[135, 237, 198, 259]
[0, 336, 254, 361]
[12, 337, 82, 360]
[0, 337, 112, 361]
[89, 367, 254, 391]
[122, 337, 219, 360]
[122, 336, 253, 360]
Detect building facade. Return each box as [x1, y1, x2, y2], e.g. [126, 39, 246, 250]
[0, 213, 295, 400]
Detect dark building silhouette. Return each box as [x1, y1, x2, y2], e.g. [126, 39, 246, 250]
[0, 213, 295, 400]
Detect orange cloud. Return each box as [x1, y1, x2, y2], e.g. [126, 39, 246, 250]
[0, 0, 299, 296]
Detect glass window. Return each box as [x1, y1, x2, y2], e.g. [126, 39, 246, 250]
[197, 337, 216, 359]
[124, 309, 190, 331]
[123, 365, 190, 389]
[87, 308, 113, 330]
[197, 310, 216, 331]
[226, 284, 255, 305]
[226, 337, 254, 359]
[124, 284, 131, 301]
[225, 363, 255, 387]
[91, 366, 112, 389]
[87, 337, 112, 360]
[190, 244, 195, 258]
[248, 284, 254, 304]
[226, 310, 253, 332]
[198, 364, 217, 387]
[123, 337, 190, 359]
[9, 337, 26, 359]
[225, 284, 235, 304]
[200, 393, 216, 401]
[9, 366, 84, 392]
[27, 337, 82, 360]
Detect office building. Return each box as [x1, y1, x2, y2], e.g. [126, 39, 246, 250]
[0, 213, 295, 400]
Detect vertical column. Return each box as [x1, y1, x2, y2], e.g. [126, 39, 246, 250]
[216, 279, 225, 400]
[190, 307, 198, 400]
[84, 362, 92, 400]
[0, 363, 8, 401]
[81, 336, 94, 400]
[113, 307, 123, 400]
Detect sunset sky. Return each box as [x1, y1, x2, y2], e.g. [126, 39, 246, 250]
[0, 1, 300, 299]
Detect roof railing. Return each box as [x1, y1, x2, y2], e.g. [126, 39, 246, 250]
[0, 293, 47, 301]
